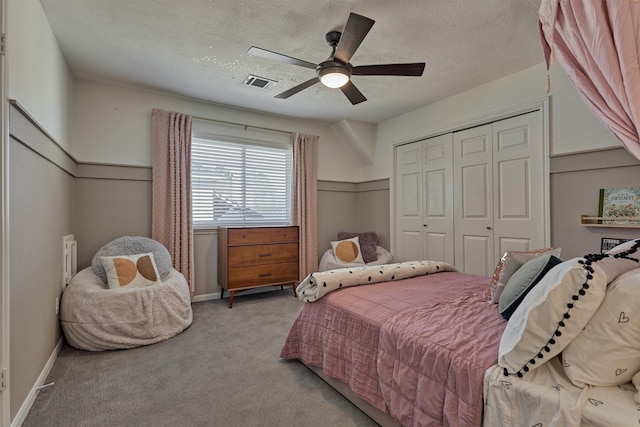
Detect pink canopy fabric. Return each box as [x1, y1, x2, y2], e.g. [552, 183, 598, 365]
[539, 0, 640, 160]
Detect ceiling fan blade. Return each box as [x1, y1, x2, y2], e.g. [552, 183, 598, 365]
[247, 46, 317, 70]
[334, 13, 375, 65]
[340, 81, 367, 105]
[352, 63, 426, 76]
[275, 77, 320, 99]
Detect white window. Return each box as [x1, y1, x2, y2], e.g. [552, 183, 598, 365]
[191, 135, 293, 228]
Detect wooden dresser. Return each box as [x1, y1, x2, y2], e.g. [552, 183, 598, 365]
[217, 226, 299, 308]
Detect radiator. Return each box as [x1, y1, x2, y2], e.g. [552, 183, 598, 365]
[62, 234, 77, 290]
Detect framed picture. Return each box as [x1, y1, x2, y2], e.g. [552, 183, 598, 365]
[600, 237, 630, 253]
[598, 187, 640, 224]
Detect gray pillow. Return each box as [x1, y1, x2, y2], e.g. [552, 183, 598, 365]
[338, 231, 378, 263]
[499, 254, 562, 320]
[91, 236, 173, 286]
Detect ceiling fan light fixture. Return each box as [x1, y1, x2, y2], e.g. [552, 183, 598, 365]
[251, 13, 424, 104]
[318, 66, 350, 88]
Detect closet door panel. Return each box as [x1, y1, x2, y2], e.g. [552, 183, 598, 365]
[454, 124, 493, 275]
[425, 232, 448, 262]
[460, 234, 491, 275]
[396, 142, 423, 261]
[423, 134, 454, 264]
[497, 158, 529, 218]
[461, 164, 490, 218]
[496, 237, 531, 254]
[401, 173, 420, 216]
[493, 111, 544, 256]
[397, 230, 422, 262]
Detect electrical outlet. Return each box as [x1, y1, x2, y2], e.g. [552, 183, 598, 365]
[55, 297, 60, 315]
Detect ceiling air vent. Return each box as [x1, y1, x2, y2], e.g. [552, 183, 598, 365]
[243, 75, 276, 89]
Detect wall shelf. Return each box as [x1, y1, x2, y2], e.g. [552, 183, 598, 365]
[580, 215, 640, 229]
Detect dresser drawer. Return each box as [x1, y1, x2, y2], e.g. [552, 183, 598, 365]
[218, 225, 300, 307]
[228, 226, 299, 245]
[228, 243, 298, 267]
[227, 262, 298, 288]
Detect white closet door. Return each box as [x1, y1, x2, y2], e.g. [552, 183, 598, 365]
[396, 142, 423, 261]
[453, 124, 494, 275]
[422, 134, 454, 264]
[396, 109, 546, 271]
[492, 110, 545, 255]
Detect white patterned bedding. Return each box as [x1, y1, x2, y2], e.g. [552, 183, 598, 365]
[296, 260, 457, 302]
[484, 356, 639, 427]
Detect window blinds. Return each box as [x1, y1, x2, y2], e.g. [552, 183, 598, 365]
[191, 136, 292, 228]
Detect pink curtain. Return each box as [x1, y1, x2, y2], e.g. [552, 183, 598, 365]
[151, 109, 194, 293]
[539, 0, 640, 160]
[292, 132, 319, 279]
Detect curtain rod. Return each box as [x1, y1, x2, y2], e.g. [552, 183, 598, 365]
[191, 115, 292, 136]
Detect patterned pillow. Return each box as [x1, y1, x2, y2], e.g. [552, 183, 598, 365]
[489, 247, 561, 303]
[499, 254, 563, 320]
[338, 231, 378, 263]
[101, 252, 162, 289]
[330, 237, 365, 264]
[562, 268, 640, 387]
[498, 239, 639, 378]
[92, 236, 172, 286]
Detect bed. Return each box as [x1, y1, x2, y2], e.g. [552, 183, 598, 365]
[281, 261, 506, 426]
[280, 239, 640, 426]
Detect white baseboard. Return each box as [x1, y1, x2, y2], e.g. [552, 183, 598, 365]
[191, 292, 221, 302]
[12, 338, 63, 427]
[191, 286, 291, 303]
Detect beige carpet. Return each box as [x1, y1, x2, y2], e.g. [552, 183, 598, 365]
[23, 289, 379, 427]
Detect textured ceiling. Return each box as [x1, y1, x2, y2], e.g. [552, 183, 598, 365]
[39, 0, 544, 124]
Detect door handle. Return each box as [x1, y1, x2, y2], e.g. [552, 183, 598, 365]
[486, 226, 492, 230]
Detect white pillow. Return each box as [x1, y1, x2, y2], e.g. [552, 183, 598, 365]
[489, 247, 561, 303]
[101, 252, 162, 289]
[498, 244, 639, 378]
[330, 236, 365, 264]
[633, 371, 640, 404]
[562, 268, 640, 387]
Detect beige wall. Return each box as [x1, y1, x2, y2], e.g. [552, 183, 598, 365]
[74, 164, 152, 269]
[361, 64, 622, 183]
[71, 80, 357, 182]
[317, 181, 358, 254]
[75, 174, 391, 298]
[8, 105, 74, 420]
[7, 0, 75, 421]
[192, 231, 219, 297]
[68, 79, 390, 299]
[550, 148, 640, 260]
[354, 180, 390, 250]
[8, 0, 73, 147]
[316, 179, 390, 252]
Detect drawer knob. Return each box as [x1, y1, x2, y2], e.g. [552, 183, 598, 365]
[259, 273, 273, 278]
[259, 253, 273, 257]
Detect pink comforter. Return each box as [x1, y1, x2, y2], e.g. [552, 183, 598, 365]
[280, 271, 506, 427]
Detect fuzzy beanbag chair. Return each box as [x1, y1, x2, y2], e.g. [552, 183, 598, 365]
[62, 236, 192, 351]
[61, 267, 192, 351]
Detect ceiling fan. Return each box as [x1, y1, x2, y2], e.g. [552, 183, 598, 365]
[247, 12, 426, 105]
